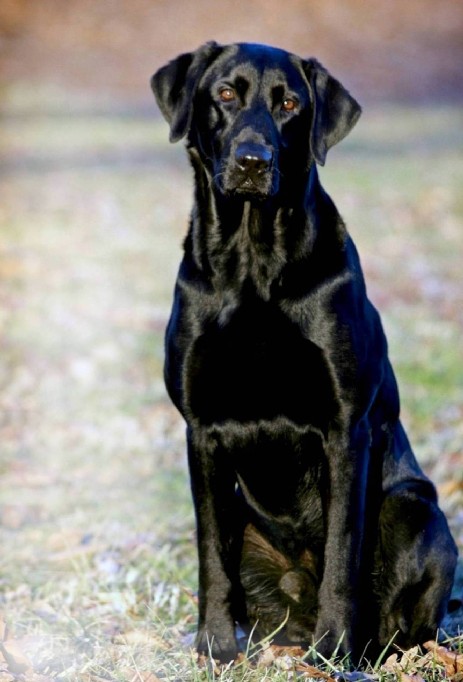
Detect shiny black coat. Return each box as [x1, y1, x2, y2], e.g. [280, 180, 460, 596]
[151, 42, 457, 664]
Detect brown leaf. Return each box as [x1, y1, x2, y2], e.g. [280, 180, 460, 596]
[0, 640, 32, 675]
[382, 646, 435, 678]
[295, 662, 337, 680]
[124, 672, 162, 682]
[269, 644, 307, 658]
[196, 653, 222, 674]
[423, 641, 463, 675]
[257, 645, 335, 679]
[114, 629, 171, 650]
[257, 643, 306, 666]
[382, 652, 400, 671]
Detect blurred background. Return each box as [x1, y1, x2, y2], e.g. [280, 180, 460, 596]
[0, 2, 462, 679]
[1, 0, 463, 104]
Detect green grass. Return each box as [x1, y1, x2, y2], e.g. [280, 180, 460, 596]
[0, 86, 462, 680]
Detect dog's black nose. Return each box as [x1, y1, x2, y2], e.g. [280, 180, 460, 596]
[235, 143, 273, 175]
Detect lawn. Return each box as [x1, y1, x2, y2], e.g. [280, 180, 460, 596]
[0, 87, 462, 681]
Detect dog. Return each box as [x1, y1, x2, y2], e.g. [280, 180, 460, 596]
[151, 42, 458, 664]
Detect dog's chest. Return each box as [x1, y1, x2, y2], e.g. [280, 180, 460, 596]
[186, 301, 338, 428]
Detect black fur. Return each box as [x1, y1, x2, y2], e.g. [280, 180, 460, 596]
[151, 42, 458, 664]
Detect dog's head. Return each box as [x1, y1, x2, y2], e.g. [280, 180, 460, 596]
[151, 42, 361, 199]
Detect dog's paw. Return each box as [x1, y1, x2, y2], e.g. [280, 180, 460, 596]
[313, 621, 353, 662]
[195, 625, 239, 664]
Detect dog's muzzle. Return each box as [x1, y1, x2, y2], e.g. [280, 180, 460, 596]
[222, 140, 277, 197]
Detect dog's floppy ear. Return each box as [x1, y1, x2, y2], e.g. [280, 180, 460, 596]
[151, 41, 220, 143]
[303, 59, 361, 166]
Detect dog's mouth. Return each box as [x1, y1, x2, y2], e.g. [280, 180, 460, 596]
[219, 167, 279, 199]
[217, 141, 279, 199]
[233, 175, 277, 197]
[240, 177, 258, 191]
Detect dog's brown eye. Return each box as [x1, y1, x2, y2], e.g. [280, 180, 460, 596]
[219, 87, 236, 103]
[282, 98, 297, 112]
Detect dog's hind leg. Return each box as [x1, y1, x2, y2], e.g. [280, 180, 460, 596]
[375, 483, 458, 649]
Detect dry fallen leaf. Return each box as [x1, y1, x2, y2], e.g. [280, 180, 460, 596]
[0, 619, 54, 680]
[383, 652, 400, 670]
[257, 645, 336, 679]
[0, 616, 32, 676]
[295, 662, 337, 680]
[382, 646, 437, 680]
[196, 653, 223, 675]
[257, 644, 306, 667]
[114, 629, 171, 650]
[423, 640, 463, 676]
[0, 639, 32, 676]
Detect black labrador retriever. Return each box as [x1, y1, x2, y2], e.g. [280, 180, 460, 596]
[151, 42, 457, 664]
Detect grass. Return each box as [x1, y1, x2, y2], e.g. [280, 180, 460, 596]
[0, 86, 462, 680]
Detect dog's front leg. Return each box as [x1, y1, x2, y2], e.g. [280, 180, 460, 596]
[187, 427, 240, 663]
[314, 421, 370, 662]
